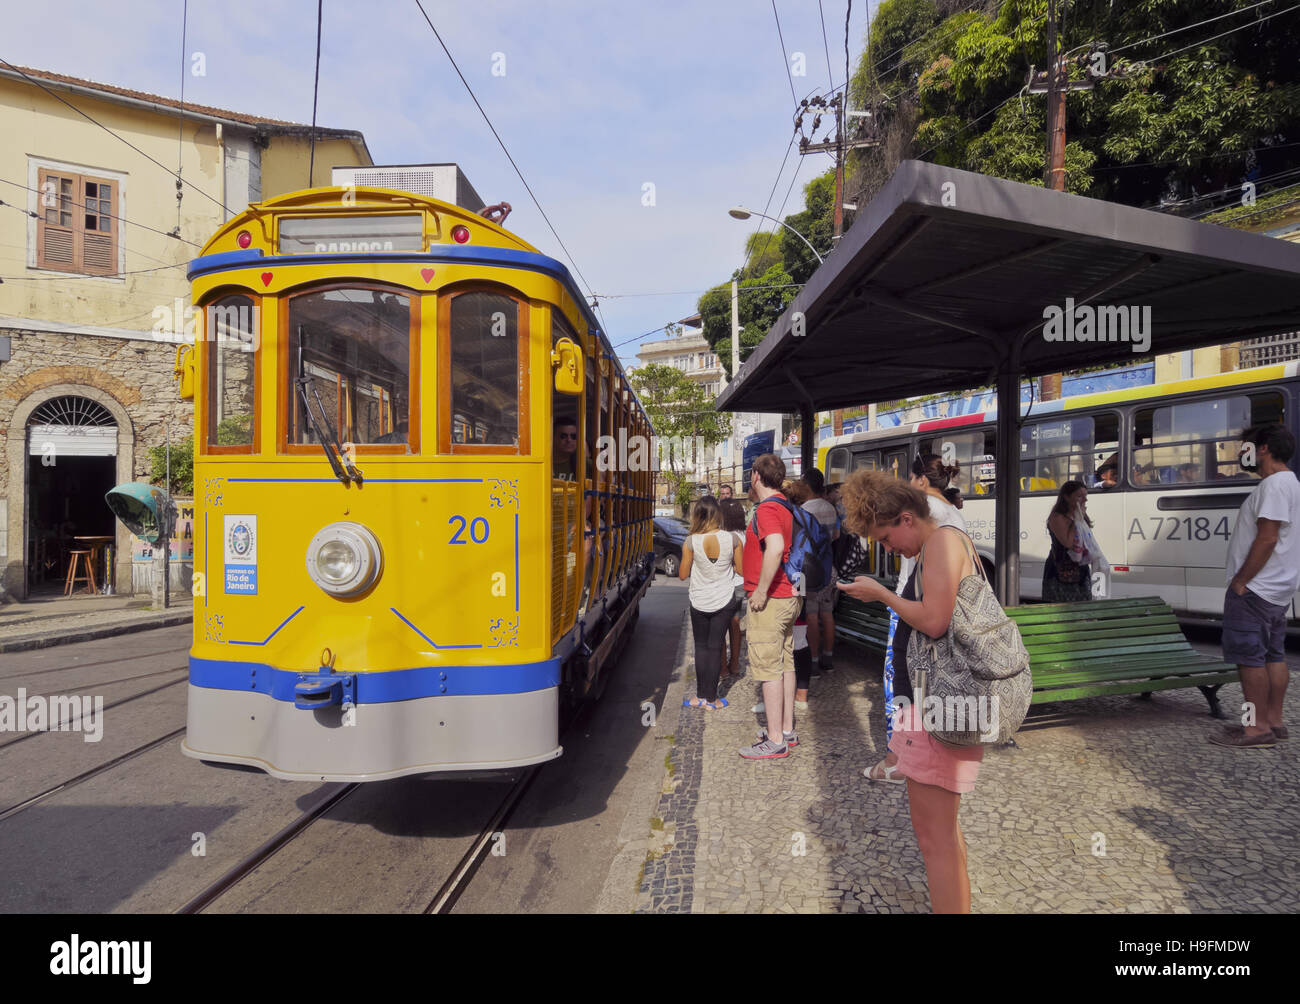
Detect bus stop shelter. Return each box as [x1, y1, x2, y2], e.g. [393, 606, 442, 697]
[715, 159, 1300, 603]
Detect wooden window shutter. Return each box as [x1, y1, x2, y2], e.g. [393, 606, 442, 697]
[35, 168, 119, 275]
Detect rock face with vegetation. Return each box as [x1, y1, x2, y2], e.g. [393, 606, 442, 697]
[698, 0, 1300, 384]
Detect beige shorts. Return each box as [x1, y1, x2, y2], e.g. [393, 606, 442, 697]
[803, 582, 838, 616]
[745, 595, 801, 682]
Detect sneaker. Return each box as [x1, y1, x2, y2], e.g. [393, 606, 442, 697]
[758, 728, 799, 748]
[739, 738, 789, 760]
[751, 702, 765, 714]
[794, 699, 809, 711]
[819, 654, 834, 672]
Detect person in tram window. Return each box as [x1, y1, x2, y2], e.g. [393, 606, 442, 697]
[1210, 424, 1300, 749]
[835, 470, 985, 913]
[1178, 462, 1200, 483]
[552, 416, 579, 481]
[1043, 481, 1093, 603]
[1093, 461, 1119, 489]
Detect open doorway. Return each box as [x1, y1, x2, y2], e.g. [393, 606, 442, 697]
[25, 396, 119, 596]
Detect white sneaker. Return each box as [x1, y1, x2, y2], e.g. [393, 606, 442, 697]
[751, 702, 765, 714]
[794, 699, 808, 711]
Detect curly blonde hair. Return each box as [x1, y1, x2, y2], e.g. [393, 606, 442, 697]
[840, 469, 933, 536]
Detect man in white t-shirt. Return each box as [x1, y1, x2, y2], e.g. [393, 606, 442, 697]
[799, 468, 841, 674]
[1212, 425, 1300, 749]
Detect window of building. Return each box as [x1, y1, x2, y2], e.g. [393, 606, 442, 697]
[287, 285, 415, 451]
[1132, 392, 1282, 485]
[205, 294, 258, 452]
[35, 167, 119, 275]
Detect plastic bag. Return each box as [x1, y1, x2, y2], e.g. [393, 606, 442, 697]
[1073, 505, 1110, 596]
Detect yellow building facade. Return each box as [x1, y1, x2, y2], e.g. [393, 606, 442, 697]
[0, 64, 371, 599]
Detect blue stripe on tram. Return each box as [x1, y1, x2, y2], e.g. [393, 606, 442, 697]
[189, 657, 561, 703]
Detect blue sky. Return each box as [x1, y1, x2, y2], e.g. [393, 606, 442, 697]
[7, 0, 879, 366]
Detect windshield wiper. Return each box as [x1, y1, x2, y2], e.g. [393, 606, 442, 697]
[296, 334, 363, 485]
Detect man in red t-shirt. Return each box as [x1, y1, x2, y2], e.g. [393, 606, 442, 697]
[739, 453, 802, 760]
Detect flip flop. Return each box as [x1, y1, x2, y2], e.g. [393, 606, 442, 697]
[703, 698, 729, 710]
[682, 698, 708, 708]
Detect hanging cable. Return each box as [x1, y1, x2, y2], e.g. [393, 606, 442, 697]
[0, 58, 227, 215]
[308, 0, 323, 187]
[175, 0, 187, 236]
[412, 0, 601, 324]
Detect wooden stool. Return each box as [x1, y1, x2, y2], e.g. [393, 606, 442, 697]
[64, 551, 97, 596]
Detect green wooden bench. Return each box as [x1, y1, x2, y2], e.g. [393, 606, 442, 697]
[835, 592, 1237, 718]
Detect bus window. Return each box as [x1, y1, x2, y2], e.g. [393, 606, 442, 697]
[1019, 414, 1116, 492]
[883, 449, 907, 480]
[287, 286, 413, 450]
[920, 430, 996, 497]
[1132, 393, 1280, 485]
[827, 447, 850, 484]
[851, 450, 879, 473]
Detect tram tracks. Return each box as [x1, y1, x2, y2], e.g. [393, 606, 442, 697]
[0, 726, 188, 823]
[0, 670, 187, 751]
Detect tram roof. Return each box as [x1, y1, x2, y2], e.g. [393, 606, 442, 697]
[716, 160, 1300, 415]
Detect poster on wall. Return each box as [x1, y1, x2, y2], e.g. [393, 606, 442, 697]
[130, 501, 195, 562]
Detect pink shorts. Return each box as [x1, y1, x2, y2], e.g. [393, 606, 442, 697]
[888, 704, 984, 794]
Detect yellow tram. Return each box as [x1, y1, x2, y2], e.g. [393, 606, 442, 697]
[175, 187, 653, 781]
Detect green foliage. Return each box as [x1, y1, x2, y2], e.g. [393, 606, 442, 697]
[628, 362, 732, 475]
[215, 414, 252, 446]
[148, 433, 194, 497]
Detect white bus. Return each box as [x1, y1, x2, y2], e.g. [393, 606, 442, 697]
[817, 363, 1298, 621]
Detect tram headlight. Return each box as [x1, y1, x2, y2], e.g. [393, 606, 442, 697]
[306, 522, 382, 597]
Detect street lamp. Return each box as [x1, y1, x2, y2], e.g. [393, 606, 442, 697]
[728, 206, 824, 264]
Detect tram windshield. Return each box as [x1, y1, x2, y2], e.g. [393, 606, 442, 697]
[286, 287, 412, 448]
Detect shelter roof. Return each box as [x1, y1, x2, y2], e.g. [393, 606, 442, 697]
[716, 160, 1300, 413]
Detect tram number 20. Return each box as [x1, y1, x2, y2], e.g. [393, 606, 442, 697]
[448, 515, 490, 544]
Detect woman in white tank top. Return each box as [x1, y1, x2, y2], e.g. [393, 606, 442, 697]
[678, 497, 743, 709]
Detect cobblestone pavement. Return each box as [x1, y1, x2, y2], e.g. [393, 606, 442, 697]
[635, 619, 1299, 913]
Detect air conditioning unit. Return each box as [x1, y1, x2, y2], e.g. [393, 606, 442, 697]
[331, 164, 485, 213]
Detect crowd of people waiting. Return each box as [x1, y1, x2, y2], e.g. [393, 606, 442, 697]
[672, 424, 1299, 912]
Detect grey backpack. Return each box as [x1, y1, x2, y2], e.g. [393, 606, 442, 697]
[907, 527, 1032, 747]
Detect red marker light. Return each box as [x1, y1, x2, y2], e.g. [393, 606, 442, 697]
[237, 230, 252, 248]
[451, 225, 470, 244]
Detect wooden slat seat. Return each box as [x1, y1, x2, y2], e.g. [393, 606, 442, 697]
[834, 590, 1234, 718]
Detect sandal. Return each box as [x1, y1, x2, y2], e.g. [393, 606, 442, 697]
[863, 759, 905, 783]
[703, 698, 729, 710]
[1208, 728, 1275, 748]
[682, 697, 709, 709]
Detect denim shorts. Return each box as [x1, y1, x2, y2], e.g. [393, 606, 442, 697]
[1222, 586, 1289, 666]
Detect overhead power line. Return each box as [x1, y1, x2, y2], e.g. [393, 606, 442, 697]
[411, 0, 604, 332]
[771, 0, 800, 108]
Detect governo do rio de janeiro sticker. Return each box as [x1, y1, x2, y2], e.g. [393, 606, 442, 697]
[223, 515, 258, 595]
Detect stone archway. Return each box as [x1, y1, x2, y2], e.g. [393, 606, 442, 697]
[4, 384, 135, 600]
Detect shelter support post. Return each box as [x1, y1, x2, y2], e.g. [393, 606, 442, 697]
[994, 365, 1021, 605]
[800, 404, 815, 476]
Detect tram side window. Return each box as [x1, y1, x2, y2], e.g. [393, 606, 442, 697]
[287, 287, 412, 448]
[1132, 393, 1280, 485]
[920, 430, 996, 496]
[1018, 414, 1116, 492]
[206, 294, 256, 449]
[448, 291, 522, 448]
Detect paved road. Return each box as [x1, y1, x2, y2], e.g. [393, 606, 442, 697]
[0, 576, 689, 913]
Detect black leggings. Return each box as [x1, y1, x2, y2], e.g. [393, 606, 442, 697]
[690, 597, 740, 702]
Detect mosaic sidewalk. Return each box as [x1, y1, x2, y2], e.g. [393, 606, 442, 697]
[635, 617, 1299, 913]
